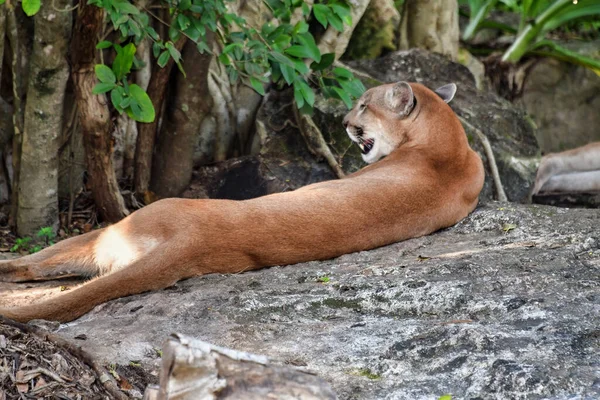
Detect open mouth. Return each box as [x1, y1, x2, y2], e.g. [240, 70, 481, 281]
[358, 138, 374, 155]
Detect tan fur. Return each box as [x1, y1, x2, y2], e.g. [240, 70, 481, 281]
[0, 82, 484, 323]
[532, 142, 600, 196]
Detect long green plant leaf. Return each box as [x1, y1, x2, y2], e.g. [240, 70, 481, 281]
[532, 39, 600, 76]
[463, 0, 500, 41]
[502, 0, 575, 63]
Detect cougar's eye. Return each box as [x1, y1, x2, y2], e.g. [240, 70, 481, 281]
[359, 103, 367, 111]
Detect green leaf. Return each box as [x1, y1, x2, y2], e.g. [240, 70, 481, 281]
[327, 13, 344, 32]
[177, 13, 191, 30]
[179, 0, 192, 11]
[296, 33, 321, 62]
[22, 0, 41, 16]
[269, 51, 296, 68]
[292, 20, 309, 34]
[125, 84, 155, 123]
[223, 42, 242, 55]
[291, 58, 309, 74]
[285, 45, 311, 59]
[273, 34, 292, 50]
[197, 41, 212, 54]
[152, 42, 162, 58]
[332, 87, 352, 109]
[113, 0, 139, 15]
[313, 4, 329, 28]
[280, 63, 295, 85]
[169, 26, 181, 41]
[310, 53, 335, 71]
[165, 41, 181, 63]
[298, 79, 315, 107]
[338, 78, 366, 99]
[92, 82, 117, 95]
[301, 2, 309, 16]
[218, 53, 231, 66]
[333, 67, 353, 79]
[110, 87, 125, 113]
[112, 43, 136, 80]
[438, 395, 452, 400]
[293, 84, 304, 108]
[0, 0, 6, 5]
[95, 64, 117, 84]
[331, 3, 351, 23]
[96, 41, 113, 50]
[249, 77, 266, 96]
[157, 50, 170, 68]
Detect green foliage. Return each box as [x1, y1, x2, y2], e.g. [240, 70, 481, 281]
[0, 0, 40, 15]
[438, 396, 452, 400]
[10, 237, 32, 253]
[10, 227, 55, 254]
[87, 0, 364, 124]
[460, 0, 600, 72]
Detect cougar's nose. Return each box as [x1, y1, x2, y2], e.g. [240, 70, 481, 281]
[342, 116, 349, 129]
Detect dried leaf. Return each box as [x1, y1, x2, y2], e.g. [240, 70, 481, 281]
[15, 370, 28, 393]
[502, 223, 517, 233]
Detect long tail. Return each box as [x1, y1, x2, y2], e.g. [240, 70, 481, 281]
[0, 251, 183, 323]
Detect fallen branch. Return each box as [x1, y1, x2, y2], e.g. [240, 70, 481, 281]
[144, 333, 337, 400]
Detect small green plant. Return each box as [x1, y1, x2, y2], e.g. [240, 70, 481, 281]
[438, 395, 452, 400]
[460, 0, 600, 72]
[10, 227, 56, 254]
[10, 237, 31, 253]
[317, 276, 331, 283]
[37, 226, 56, 246]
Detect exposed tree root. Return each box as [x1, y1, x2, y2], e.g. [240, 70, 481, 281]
[292, 105, 345, 179]
[458, 115, 508, 202]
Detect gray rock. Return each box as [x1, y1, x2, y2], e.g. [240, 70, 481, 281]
[52, 202, 600, 399]
[517, 40, 600, 154]
[347, 49, 541, 202]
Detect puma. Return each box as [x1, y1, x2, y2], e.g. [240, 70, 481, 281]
[531, 141, 600, 196]
[0, 82, 484, 323]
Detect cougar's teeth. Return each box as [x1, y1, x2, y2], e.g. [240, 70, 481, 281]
[358, 142, 365, 151]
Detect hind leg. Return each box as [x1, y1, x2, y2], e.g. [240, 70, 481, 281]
[0, 229, 103, 282]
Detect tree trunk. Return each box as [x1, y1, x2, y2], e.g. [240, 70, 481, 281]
[6, 3, 24, 229]
[134, 37, 186, 200]
[0, 6, 5, 87]
[16, 0, 72, 236]
[398, 0, 459, 61]
[71, 1, 128, 222]
[150, 38, 213, 198]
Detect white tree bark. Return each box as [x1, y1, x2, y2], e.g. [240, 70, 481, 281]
[17, 2, 72, 235]
[398, 0, 459, 61]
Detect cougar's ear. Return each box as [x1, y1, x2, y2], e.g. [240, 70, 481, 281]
[384, 81, 414, 116]
[435, 83, 457, 103]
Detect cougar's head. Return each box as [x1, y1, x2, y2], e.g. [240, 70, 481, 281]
[342, 81, 457, 163]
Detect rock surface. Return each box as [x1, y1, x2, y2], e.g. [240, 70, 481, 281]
[517, 41, 600, 154]
[3, 203, 597, 399]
